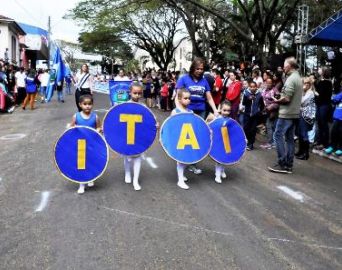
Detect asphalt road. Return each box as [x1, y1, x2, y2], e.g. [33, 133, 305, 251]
[0, 92, 341, 270]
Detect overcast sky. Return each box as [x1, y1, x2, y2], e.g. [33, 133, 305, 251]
[2, 0, 82, 42]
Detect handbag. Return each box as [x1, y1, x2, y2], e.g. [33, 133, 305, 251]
[302, 98, 316, 125]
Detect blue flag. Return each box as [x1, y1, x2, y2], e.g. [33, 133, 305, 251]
[46, 47, 67, 102]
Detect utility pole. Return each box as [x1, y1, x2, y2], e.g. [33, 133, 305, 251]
[47, 16, 51, 69]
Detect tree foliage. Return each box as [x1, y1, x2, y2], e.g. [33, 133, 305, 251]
[67, 0, 185, 70]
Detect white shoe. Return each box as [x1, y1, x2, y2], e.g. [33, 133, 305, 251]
[133, 183, 141, 191]
[77, 184, 85, 194]
[7, 106, 15, 113]
[177, 181, 189, 190]
[125, 175, 132, 184]
[188, 165, 202, 175]
[183, 176, 188, 182]
[87, 182, 94, 187]
[221, 171, 227, 179]
[215, 177, 222, 184]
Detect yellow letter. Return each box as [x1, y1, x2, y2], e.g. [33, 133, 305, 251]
[119, 114, 143, 145]
[221, 126, 232, 153]
[77, 139, 86, 170]
[177, 123, 200, 150]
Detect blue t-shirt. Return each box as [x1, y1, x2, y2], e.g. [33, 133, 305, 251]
[25, 77, 37, 93]
[176, 74, 210, 111]
[75, 112, 97, 129]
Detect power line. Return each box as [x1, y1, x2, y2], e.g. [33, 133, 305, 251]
[13, 0, 44, 27]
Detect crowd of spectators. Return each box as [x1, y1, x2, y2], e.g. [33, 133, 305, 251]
[1, 56, 341, 162]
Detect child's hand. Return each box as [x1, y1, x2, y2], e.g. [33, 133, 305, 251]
[97, 127, 103, 134]
[156, 122, 160, 130]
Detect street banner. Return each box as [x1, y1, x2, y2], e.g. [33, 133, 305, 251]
[208, 117, 246, 165]
[54, 126, 109, 183]
[93, 81, 109, 94]
[103, 103, 157, 156]
[109, 80, 131, 105]
[160, 113, 212, 164]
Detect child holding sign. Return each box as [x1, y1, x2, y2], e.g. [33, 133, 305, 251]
[207, 100, 232, 183]
[70, 94, 101, 194]
[123, 83, 145, 191]
[171, 89, 192, 189]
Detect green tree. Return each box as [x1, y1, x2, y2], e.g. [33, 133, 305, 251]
[67, 1, 185, 70]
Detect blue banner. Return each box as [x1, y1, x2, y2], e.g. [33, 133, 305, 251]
[160, 113, 212, 164]
[103, 103, 157, 156]
[54, 126, 109, 183]
[109, 80, 131, 105]
[209, 117, 246, 165]
[94, 81, 109, 94]
[46, 47, 67, 102]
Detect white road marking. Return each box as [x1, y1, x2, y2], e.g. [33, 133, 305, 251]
[145, 157, 158, 169]
[268, 238, 342, 251]
[101, 206, 233, 237]
[94, 109, 109, 113]
[0, 133, 26, 140]
[277, 185, 305, 203]
[35, 191, 50, 212]
[101, 206, 342, 251]
[0, 177, 2, 182]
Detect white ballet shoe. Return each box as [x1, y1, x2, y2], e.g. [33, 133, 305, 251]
[125, 175, 132, 184]
[215, 177, 222, 184]
[77, 184, 85, 194]
[183, 176, 188, 182]
[221, 171, 227, 179]
[133, 183, 141, 191]
[177, 180, 189, 190]
[87, 182, 94, 187]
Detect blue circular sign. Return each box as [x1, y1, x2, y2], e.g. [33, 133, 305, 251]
[160, 113, 212, 164]
[103, 102, 157, 156]
[54, 126, 109, 183]
[209, 117, 246, 165]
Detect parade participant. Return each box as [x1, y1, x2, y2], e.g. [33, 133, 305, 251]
[171, 88, 192, 189]
[242, 81, 264, 150]
[70, 94, 101, 194]
[74, 64, 93, 112]
[175, 57, 218, 174]
[268, 57, 302, 174]
[123, 82, 145, 191]
[22, 69, 38, 110]
[15, 67, 27, 105]
[39, 69, 50, 103]
[206, 100, 232, 183]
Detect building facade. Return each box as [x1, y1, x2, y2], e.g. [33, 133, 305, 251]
[0, 15, 25, 65]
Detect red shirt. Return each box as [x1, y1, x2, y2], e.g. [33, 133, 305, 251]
[212, 76, 223, 105]
[226, 80, 242, 104]
[160, 84, 169, 97]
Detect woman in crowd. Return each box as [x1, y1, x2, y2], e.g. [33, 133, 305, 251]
[295, 77, 316, 160]
[315, 67, 333, 150]
[225, 71, 242, 120]
[260, 78, 279, 149]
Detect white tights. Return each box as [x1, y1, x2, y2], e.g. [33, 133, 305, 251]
[176, 162, 189, 189]
[124, 156, 142, 190]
